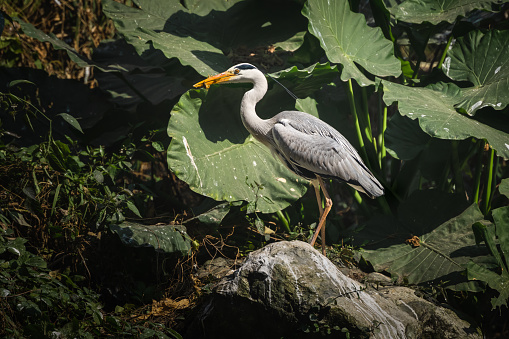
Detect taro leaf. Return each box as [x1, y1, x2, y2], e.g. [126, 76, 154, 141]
[92, 39, 193, 112]
[369, 0, 395, 42]
[443, 30, 509, 115]
[472, 221, 502, 266]
[181, 0, 237, 15]
[109, 222, 191, 255]
[13, 17, 122, 73]
[500, 178, 509, 198]
[385, 114, 463, 182]
[467, 262, 509, 309]
[382, 80, 509, 159]
[302, 0, 401, 86]
[492, 206, 509, 266]
[389, 0, 503, 24]
[103, 0, 307, 76]
[274, 31, 307, 52]
[270, 63, 339, 98]
[101, 0, 228, 76]
[358, 191, 491, 289]
[385, 113, 430, 160]
[288, 32, 324, 65]
[184, 202, 230, 226]
[127, 28, 229, 77]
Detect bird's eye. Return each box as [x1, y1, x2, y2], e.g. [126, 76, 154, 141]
[234, 69, 240, 74]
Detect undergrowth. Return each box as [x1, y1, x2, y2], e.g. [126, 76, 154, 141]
[0, 137, 186, 338]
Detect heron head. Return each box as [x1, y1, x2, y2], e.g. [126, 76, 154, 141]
[193, 63, 259, 89]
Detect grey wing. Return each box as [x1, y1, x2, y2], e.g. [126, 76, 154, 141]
[270, 112, 384, 198]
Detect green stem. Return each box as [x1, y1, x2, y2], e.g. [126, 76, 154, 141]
[352, 190, 371, 216]
[437, 35, 454, 70]
[483, 148, 496, 215]
[473, 140, 484, 204]
[378, 96, 388, 174]
[276, 210, 291, 233]
[346, 79, 371, 168]
[361, 87, 373, 143]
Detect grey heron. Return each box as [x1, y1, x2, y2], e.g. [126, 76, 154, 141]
[193, 63, 384, 255]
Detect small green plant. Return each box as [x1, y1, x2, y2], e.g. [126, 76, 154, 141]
[0, 135, 144, 254]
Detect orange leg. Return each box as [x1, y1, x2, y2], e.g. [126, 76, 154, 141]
[309, 176, 332, 255]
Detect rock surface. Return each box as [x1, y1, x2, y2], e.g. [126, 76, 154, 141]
[188, 241, 480, 339]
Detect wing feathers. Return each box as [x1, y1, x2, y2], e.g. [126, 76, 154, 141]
[270, 112, 384, 198]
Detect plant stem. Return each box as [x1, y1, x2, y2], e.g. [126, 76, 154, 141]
[276, 210, 291, 233]
[346, 79, 371, 168]
[361, 87, 373, 143]
[483, 147, 496, 215]
[473, 140, 484, 204]
[352, 190, 371, 216]
[378, 96, 387, 174]
[437, 35, 454, 70]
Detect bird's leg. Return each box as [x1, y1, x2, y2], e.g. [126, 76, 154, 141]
[318, 177, 333, 255]
[309, 177, 332, 255]
[312, 180, 324, 217]
[309, 180, 323, 247]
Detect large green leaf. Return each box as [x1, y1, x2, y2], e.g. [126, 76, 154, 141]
[492, 206, 509, 268]
[102, 0, 230, 76]
[359, 192, 490, 289]
[385, 113, 431, 161]
[443, 30, 509, 115]
[389, 0, 503, 24]
[272, 63, 339, 97]
[185, 202, 231, 226]
[103, 0, 307, 76]
[382, 80, 509, 159]
[500, 178, 509, 198]
[167, 64, 347, 213]
[467, 262, 509, 309]
[302, 0, 401, 86]
[133, 28, 228, 76]
[93, 39, 197, 114]
[109, 222, 191, 255]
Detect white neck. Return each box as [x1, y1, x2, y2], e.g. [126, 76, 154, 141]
[240, 71, 271, 142]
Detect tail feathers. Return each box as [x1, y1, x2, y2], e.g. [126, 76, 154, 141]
[348, 176, 384, 199]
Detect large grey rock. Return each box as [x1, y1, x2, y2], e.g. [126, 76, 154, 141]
[188, 241, 480, 338]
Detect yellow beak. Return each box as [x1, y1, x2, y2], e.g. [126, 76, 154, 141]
[193, 71, 236, 89]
